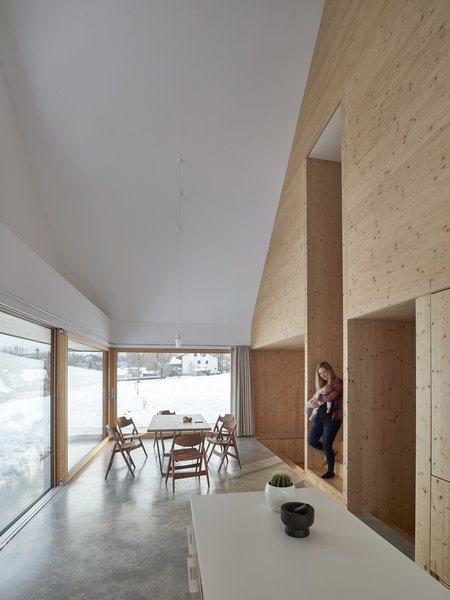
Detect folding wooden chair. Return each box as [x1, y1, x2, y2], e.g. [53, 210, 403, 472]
[165, 432, 210, 492]
[153, 410, 176, 456]
[105, 424, 141, 479]
[205, 414, 242, 472]
[117, 415, 148, 457]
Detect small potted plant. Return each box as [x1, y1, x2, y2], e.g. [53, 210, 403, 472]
[264, 471, 297, 512]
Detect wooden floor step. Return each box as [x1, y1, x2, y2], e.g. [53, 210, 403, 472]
[334, 460, 344, 478]
[306, 468, 344, 505]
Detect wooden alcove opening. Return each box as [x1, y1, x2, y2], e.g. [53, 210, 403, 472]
[346, 300, 416, 544]
[305, 106, 344, 496]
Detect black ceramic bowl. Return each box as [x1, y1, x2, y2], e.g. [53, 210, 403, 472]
[280, 502, 315, 538]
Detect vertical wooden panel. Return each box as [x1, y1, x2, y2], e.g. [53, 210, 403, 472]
[54, 328, 68, 484]
[416, 294, 432, 570]
[294, 0, 450, 317]
[109, 348, 117, 427]
[305, 158, 343, 472]
[431, 290, 450, 481]
[252, 349, 304, 434]
[255, 0, 450, 339]
[256, 435, 305, 466]
[431, 476, 450, 584]
[347, 319, 416, 537]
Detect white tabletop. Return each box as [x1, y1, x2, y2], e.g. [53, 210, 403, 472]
[147, 413, 211, 433]
[191, 488, 449, 600]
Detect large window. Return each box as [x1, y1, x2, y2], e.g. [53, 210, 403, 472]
[117, 351, 231, 428]
[67, 339, 105, 470]
[0, 311, 52, 535]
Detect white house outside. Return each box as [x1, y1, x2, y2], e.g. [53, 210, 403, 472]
[169, 353, 220, 376]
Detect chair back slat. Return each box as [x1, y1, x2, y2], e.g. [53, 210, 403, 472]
[173, 433, 203, 448]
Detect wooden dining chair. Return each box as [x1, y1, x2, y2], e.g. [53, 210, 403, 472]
[153, 409, 176, 456]
[105, 424, 141, 479]
[117, 415, 148, 457]
[165, 432, 210, 492]
[205, 414, 242, 472]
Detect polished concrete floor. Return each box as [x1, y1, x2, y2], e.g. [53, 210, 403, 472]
[0, 438, 305, 600]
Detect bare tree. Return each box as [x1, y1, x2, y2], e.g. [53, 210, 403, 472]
[155, 353, 172, 378]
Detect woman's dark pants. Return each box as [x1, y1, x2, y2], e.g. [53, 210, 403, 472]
[307, 416, 342, 473]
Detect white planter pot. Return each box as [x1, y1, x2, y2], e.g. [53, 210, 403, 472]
[264, 482, 297, 512]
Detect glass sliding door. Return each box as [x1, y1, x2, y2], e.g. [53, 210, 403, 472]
[67, 339, 105, 470]
[0, 311, 52, 535]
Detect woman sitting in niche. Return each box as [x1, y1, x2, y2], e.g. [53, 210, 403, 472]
[306, 361, 343, 479]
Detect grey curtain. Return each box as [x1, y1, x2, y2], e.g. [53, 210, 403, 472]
[230, 346, 254, 437]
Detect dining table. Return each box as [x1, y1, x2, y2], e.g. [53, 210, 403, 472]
[147, 413, 211, 475]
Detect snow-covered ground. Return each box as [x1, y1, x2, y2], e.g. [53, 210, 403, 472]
[117, 373, 230, 428]
[1, 365, 229, 496]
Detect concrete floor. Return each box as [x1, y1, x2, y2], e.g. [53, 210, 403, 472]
[0, 438, 304, 600]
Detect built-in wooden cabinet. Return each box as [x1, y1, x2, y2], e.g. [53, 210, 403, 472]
[416, 289, 450, 583]
[431, 291, 450, 482]
[431, 476, 450, 586]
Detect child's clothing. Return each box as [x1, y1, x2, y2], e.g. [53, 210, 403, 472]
[305, 387, 332, 421]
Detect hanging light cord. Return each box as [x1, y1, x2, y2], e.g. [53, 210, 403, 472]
[176, 158, 184, 345]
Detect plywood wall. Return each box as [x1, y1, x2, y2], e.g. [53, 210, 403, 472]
[431, 290, 450, 482]
[252, 349, 304, 433]
[305, 158, 343, 472]
[431, 476, 450, 585]
[415, 295, 432, 570]
[251, 163, 306, 348]
[305, 158, 343, 385]
[416, 289, 450, 579]
[347, 319, 416, 537]
[252, 349, 304, 463]
[255, 0, 450, 341]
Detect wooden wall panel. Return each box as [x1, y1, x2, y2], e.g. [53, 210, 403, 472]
[54, 328, 68, 484]
[347, 319, 416, 537]
[251, 163, 306, 348]
[306, 158, 343, 379]
[305, 158, 343, 472]
[430, 476, 450, 584]
[416, 295, 432, 570]
[431, 290, 450, 482]
[252, 349, 304, 437]
[255, 0, 450, 340]
[256, 434, 304, 466]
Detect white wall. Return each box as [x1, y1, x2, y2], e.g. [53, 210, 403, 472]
[0, 59, 62, 272]
[0, 60, 111, 343]
[111, 319, 247, 348]
[0, 222, 111, 344]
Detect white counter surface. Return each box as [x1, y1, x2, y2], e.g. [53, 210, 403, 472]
[190, 488, 449, 600]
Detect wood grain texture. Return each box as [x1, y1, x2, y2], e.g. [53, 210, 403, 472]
[415, 295, 432, 570]
[430, 476, 450, 584]
[255, 433, 304, 465]
[251, 162, 306, 348]
[251, 349, 304, 466]
[347, 318, 416, 537]
[305, 158, 343, 473]
[431, 290, 450, 481]
[257, 0, 450, 336]
[54, 328, 68, 484]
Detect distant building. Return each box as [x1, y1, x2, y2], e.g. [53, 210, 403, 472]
[170, 353, 220, 376]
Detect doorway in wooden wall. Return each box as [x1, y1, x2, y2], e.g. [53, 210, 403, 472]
[305, 107, 344, 497]
[346, 306, 416, 544]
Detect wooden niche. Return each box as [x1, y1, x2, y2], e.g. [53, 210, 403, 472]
[251, 349, 304, 467]
[347, 317, 416, 541]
